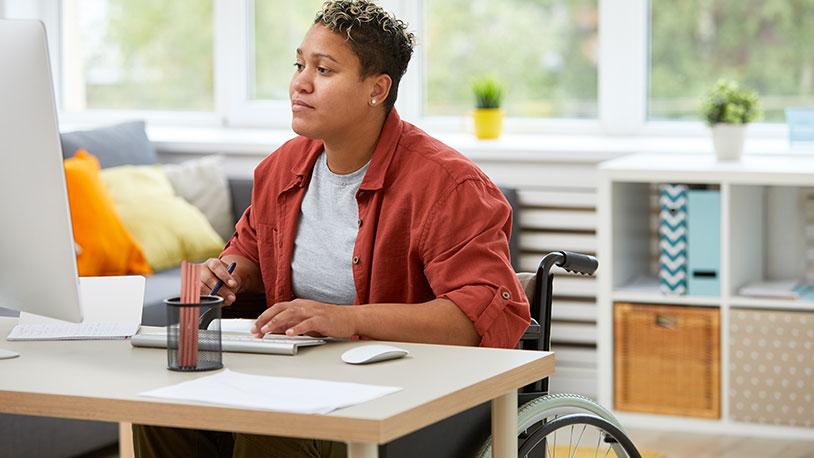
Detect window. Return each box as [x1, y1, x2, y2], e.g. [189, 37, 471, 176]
[8, 0, 806, 135]
[61, 0, 214, 112]
[252, 0, 323, 101]
[649, 0, 814, 122]
[423, 0, 599, 118]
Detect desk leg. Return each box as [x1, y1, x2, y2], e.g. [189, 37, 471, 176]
[347, 442, 378, 458]
[491, 389, 517, 458]
[119, 422, 135, 458]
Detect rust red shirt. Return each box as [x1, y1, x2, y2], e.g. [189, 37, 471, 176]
[222, 109, 530, 348]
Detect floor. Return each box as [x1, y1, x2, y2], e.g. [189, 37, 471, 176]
[79, 428, 814, 458]
[626, 427, 814, 458]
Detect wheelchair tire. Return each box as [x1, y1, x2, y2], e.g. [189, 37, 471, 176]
[518, 414, 641, 458]
[474, 392, 630, 458]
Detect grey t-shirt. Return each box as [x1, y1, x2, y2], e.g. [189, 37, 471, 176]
[290, 152, 370, 305]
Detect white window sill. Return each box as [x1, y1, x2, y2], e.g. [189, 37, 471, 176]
[145, 124, 801, 165]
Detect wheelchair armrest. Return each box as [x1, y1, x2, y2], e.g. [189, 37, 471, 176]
[521, 318, 542, 341]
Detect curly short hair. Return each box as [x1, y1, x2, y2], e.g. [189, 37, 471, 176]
[315, 1, 416, 111]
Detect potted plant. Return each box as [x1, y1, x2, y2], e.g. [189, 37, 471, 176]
[471, 75, 505, 139]
[700, 78, 763, 160]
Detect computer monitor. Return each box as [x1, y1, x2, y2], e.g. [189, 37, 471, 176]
[0, 19, 84, 325]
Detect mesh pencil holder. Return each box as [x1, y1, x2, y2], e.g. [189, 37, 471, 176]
[165, 295, 224, 372]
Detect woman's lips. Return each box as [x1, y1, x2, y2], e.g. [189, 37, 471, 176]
[292, 100, 314, 111]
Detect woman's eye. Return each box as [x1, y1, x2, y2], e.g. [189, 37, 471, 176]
[317, 67, 331, 74]
[294, 63, 304, 71]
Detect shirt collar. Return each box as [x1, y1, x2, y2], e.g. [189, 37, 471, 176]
[287, 108, 404, 192]
[360, 108, 403, 191]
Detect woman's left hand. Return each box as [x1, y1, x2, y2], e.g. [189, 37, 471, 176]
[250, 299, 357, 339]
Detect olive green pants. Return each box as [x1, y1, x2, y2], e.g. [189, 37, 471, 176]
[132, 424, 347, 458]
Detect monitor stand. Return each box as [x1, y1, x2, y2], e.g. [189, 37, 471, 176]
[0, 348, 20, 359]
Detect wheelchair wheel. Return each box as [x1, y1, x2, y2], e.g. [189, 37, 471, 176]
[518, 414, 641, 457]
[475, 393, 636, 458]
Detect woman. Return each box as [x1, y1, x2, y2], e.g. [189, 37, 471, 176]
[135, 1, 529, 457]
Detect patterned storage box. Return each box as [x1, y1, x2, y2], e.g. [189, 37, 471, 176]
[614, 302, 720, 418]
[730, 308, 814, 427]
[658, 184, 688, 295]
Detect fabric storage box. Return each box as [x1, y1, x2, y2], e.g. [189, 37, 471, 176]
[614, 302, 720, 418]
[730, 308, 814, 427]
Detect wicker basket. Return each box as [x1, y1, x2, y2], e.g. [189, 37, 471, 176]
[614, 302, 720, 418]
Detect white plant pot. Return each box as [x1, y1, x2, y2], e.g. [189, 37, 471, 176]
[711, 123, 748, 161]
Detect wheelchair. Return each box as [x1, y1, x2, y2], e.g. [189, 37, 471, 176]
[379, 251, 642, 458]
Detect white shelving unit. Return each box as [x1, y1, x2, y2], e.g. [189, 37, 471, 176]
[598, 153, 814, 439]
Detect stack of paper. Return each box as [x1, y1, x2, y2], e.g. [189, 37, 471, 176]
[738, 280, 802, 299]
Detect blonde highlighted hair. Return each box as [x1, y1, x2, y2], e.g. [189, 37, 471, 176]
[315, 1, 415, 111]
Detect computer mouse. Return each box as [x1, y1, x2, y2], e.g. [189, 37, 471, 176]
[0, 349, 20, 359]
[341, 344, 409, 364]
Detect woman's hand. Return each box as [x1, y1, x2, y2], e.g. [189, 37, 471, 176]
[251, 299, 357, 339]
[200, 258, 240, 306]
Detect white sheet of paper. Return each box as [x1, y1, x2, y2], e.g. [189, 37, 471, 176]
[140, 369, 402, 415]
[8, 276, 145, 340]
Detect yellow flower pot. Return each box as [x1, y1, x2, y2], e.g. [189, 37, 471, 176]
[472, 108, 505, 139]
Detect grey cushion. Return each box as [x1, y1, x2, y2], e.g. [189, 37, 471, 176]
[61, 120, 157, 168]
[228, 177, 254, 225]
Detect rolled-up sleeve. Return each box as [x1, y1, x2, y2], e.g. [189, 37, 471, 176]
[420, 179, 530, 348]
[221, 205, 260, 265]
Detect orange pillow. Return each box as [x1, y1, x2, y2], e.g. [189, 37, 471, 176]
[64, 149, 152, 276]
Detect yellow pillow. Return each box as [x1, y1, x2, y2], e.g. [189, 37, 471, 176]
[64, 150, 152, 276]
[100, 164, 225, 271]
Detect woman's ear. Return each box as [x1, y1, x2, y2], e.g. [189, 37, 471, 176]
[369, 74, 392, 106]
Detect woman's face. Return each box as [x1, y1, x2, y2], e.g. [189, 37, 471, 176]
[290, 25, 375, 140]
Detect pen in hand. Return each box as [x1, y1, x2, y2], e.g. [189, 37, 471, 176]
[209, 262, 237, 296]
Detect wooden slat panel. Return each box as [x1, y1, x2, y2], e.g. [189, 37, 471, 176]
[521, 209, 597, 231]
[552, 300, 598, 322]
[517, 190, 597, 208]
[551, 346, 599, 366]
[551, 277, 596, 297]
[550, 322, 597, 344]
[548, 366, 598, 398]
[474, 158, 602, 398]
[519, 232, 597, 253]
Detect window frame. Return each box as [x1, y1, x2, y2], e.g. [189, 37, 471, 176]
[2, 0, 791, 139]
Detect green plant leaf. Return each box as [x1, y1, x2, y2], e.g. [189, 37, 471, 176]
[471, 74, 505, 109]
[700, 78, 763, 126]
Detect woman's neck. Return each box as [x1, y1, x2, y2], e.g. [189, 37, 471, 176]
[323, 110, 387, 175]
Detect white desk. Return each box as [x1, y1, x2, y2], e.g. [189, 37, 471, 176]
[0, 318, 553, 457]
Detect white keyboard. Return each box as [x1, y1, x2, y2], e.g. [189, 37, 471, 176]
[130, 330, 327, 356]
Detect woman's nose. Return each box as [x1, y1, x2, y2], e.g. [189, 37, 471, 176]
[291, 70, 313, 93]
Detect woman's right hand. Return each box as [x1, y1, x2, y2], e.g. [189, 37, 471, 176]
[201, 257, 240, 306]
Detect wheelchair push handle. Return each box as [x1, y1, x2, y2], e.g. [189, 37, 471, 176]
[556, 251, 598, 276]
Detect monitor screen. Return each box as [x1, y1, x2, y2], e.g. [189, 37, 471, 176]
[0, 19, 83, 323]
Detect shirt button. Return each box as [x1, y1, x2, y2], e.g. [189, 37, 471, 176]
[352, 256, 360, 264]
[502, 291, 511, 299]
[357, 219, 363, 227]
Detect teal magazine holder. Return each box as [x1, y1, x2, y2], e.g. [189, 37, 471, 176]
[786, 108, 814, 149]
